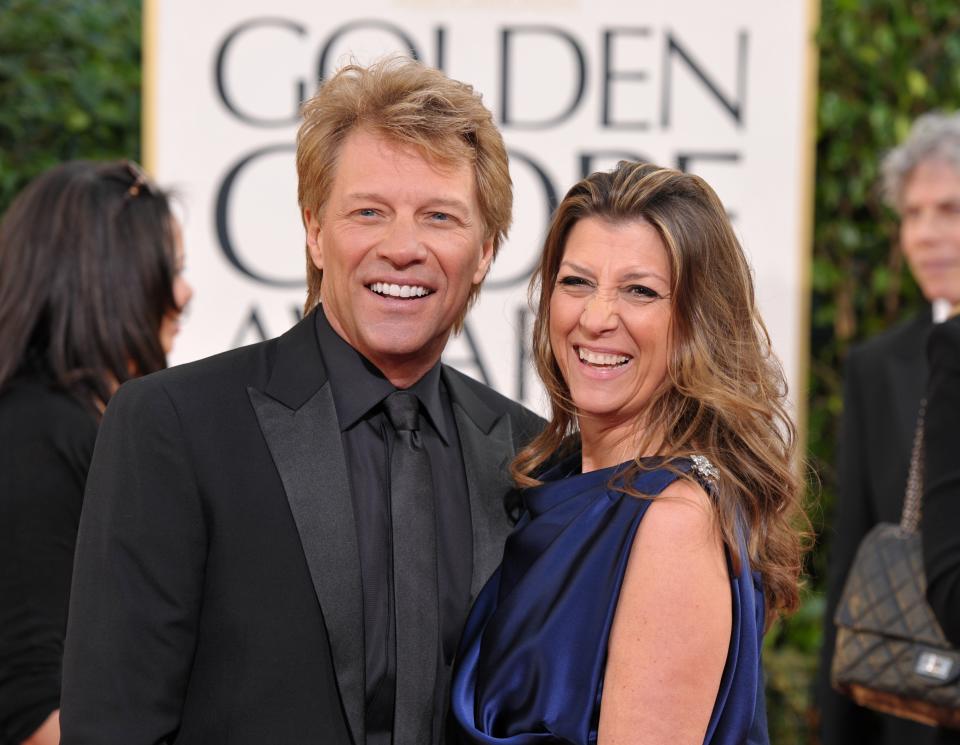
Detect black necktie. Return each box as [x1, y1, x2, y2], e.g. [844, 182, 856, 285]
[383, 391, 439, 745]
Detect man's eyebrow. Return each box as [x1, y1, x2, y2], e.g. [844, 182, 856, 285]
[344, 192, 387, 203]
[344, 193, 471, 212]
[425, 197, 471, 212]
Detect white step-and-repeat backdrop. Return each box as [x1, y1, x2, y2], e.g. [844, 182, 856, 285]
[146, 0, 818, 415]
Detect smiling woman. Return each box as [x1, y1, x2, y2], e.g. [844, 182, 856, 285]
[549, 217, 673, 471]
[449, 160, 808, 745]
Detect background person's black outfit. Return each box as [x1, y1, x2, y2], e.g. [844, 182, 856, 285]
[818, 309, 939, 745]
[923, 314, 960, 745]
[0, 372, 96, 744]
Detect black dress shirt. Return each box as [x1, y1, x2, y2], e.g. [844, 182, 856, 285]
[314, 308, 472, 745]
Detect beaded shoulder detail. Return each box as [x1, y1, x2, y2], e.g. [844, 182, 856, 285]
[689, 454, 720, 488]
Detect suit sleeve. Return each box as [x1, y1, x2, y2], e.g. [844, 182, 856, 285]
[923, 316, 960, 645]
[60, 377, 206, 745]
[816, 346, 883, 745]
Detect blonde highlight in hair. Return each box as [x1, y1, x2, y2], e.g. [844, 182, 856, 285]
[296, 56, 512, 320]
[513, 161, 809, 622]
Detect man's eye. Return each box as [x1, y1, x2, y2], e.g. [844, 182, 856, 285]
[357, 208, 378, 217]
[429, 212, 450, 222]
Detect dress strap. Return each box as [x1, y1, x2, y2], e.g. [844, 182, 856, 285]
[626, 454, 720, 496]
[689, 454, 720, 493]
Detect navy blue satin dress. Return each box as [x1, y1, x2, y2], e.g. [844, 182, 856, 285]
[450, 456, 769, 744]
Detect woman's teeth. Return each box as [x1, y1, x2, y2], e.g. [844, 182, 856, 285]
[578, 347, 630, 367]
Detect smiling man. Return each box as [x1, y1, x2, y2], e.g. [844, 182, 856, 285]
[60, 58, 542, 745]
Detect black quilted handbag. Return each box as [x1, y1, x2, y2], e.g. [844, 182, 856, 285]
[831, 401, 960, 728]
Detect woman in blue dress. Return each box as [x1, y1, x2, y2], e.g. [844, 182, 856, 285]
[450, 162, 807, 745]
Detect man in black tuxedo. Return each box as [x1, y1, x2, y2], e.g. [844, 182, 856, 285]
[819, 112, 960, 745]
[60, 58, 542, 745]
[924, 310, 960, 745]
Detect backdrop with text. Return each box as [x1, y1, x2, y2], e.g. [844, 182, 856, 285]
[147, 0, 817, 414]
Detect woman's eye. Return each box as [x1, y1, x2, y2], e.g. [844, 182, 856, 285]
[558, 275, 589, 287]
[626, 285, 660, 300]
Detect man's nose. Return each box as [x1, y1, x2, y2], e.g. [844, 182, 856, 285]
[912, 210, 945, 245]
[378, 216, 428, 267]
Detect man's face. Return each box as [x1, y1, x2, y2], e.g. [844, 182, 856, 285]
[304, 128, 493, 383]
[900, 159, 960, 305]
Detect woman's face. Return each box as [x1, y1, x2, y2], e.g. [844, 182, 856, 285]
[159, 220, 193, 356]
[549, 216, 672, 443]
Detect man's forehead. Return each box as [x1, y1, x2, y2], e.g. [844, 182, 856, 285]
[343, 126, 474, 174]
[904, 159, 960, 201]
[324, 131, 477, 202]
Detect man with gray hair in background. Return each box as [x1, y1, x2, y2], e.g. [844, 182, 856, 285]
[819, 111, 960, 745]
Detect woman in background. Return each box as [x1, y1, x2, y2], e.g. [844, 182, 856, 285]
[450, 161, 807, 744]
[0, 160, 192, 745]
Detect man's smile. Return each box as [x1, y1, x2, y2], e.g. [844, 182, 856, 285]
[367, 282, 434, 299]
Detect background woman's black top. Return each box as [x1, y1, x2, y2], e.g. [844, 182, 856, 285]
[0, 374, 96, 744]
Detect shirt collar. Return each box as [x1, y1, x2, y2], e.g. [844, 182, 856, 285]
[314, 306, 450, 443]
[933, 298, 953, 324]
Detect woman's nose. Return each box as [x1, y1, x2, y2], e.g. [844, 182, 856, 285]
[578, 289, 619, 334]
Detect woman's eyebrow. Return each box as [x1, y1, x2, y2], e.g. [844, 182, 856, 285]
[559, 261, 667, 285]
[621, 270, 669, 284]
[558, 260, 594, 276]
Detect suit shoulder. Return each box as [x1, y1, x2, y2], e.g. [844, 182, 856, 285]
[124, 336, 280, 398]
[442, 366, 544, 433]
[849, 312, 929, 364]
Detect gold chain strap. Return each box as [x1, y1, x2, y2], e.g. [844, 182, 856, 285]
[899, 398, 927, 534]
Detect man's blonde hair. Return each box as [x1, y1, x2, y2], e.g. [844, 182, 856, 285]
[297, 56, 512, 316]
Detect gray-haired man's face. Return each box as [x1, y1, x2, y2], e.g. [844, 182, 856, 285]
[901, 158, 960, 305]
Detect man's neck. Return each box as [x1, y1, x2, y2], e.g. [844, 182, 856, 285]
[374, 356, 442, 390]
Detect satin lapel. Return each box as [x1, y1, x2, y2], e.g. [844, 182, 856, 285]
[447, 393, 517, 601]
[248, 382, 365, 745]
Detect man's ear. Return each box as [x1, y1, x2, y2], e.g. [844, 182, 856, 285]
[304, 207, 323, 270]
[472, 236, 495, 284]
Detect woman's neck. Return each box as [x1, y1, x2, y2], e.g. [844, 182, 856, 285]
[578, 416, 662, 472]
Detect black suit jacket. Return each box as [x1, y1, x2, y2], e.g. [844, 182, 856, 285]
[924, 314, 960, 644]
[818, 310, 939, 745]
[923, 315, 960, 745]
[60, 311, 542, 745]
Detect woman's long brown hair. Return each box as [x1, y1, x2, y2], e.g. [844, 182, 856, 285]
[513, 161, 810, 622]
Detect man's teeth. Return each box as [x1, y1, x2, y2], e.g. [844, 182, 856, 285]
[578, 348, 630, 366]
[369, 282, 431, 298]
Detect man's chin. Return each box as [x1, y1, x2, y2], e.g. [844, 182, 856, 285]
[359, 332, 447, 370]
